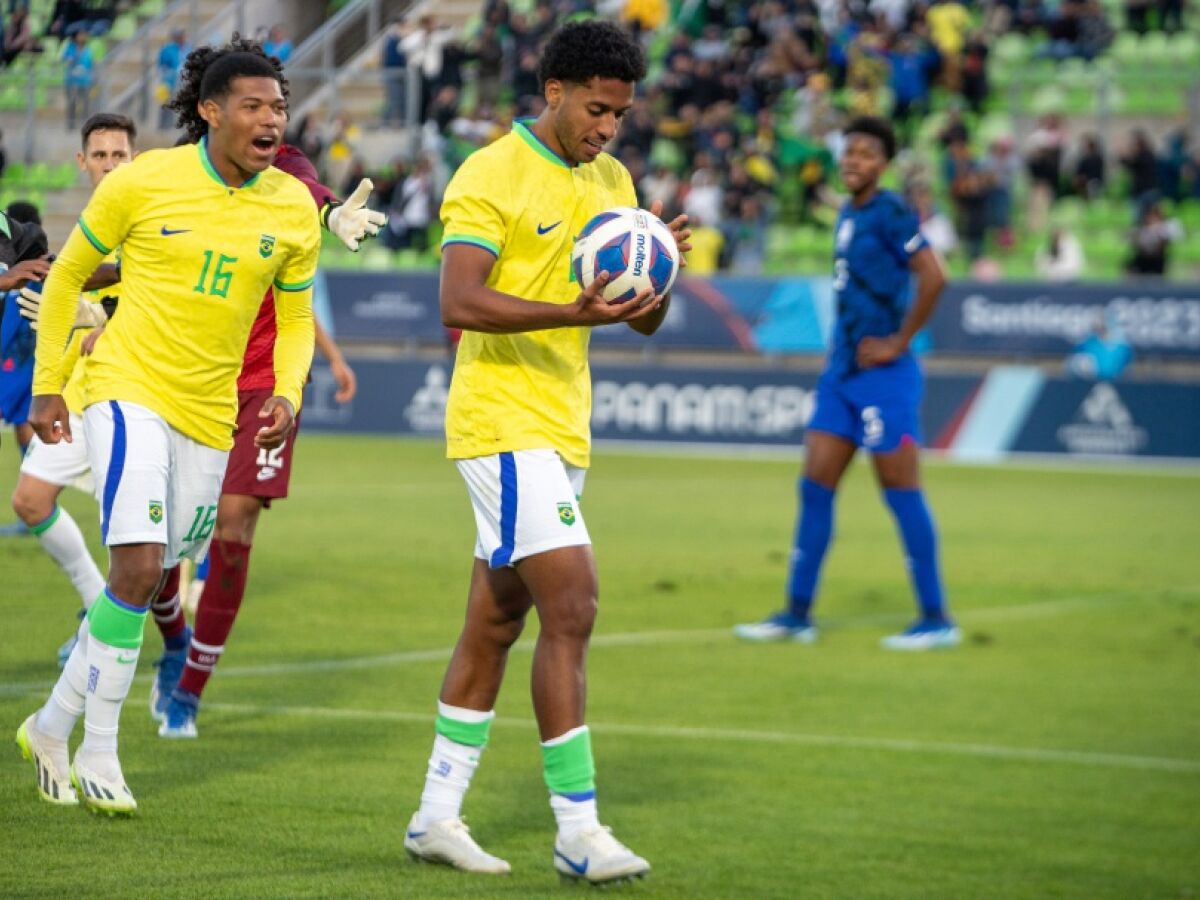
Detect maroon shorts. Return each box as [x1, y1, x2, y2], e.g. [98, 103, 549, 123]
[221, 389, 300, 506]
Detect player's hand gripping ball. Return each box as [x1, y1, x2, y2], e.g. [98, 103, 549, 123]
[571, 207, 680, 303]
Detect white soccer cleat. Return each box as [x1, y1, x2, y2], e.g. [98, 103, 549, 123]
[553, 825, 651, 884]
[404, 814, 511, 874]
[15, 714, 78, 806]
[733, 611, 818, 644]
[71, 754, 137, 817]
[880, 619, 962, 651]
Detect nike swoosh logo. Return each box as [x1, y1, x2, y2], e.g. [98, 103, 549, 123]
[406, 830, 426, 839]
[537, 221, 562, 235]
[116, 654, 138, 664]
[161, 227, 191, 236]
[555, 850, 588, 875]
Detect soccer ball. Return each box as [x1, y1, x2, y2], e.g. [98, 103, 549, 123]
[571, 207, 680, 303]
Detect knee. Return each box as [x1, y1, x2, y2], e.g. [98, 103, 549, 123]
[489, 614, 528, 650]
[108, 552, 165, 605]
[541, 593, 598, 643]
[11, 484, 54, 527]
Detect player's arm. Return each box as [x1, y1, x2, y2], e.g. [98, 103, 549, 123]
[274, 144, 385, 251]
[441, 244, 661, 333]
[28, 226, 108, 443]
[314, 319, 357, 403]
[82, 263, 120, 292]
[857, 208, 947, 369]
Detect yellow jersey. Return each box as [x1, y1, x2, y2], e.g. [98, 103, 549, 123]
[441, 119, 637, 468]
[34, 140, 320, 450]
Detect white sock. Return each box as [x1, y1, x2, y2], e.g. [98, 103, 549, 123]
[36, 617, 91, 742]
[79, 634, 140, 775]
[35, 506, 105, 608]
[550, 792, 600, 840]
[416, 703, 492, 828]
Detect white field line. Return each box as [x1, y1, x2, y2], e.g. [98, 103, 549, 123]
[0, 592, 1137, 699]
[203, 700, 1200, 775]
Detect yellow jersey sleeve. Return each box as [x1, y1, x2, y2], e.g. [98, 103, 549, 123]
[77, 161, 140, 258]
[271, 216, 320, 412]
[440, 152, 509, 258]
[32, 226, 105, 395]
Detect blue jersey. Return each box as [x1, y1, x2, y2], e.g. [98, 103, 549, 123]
[827, 190, 927, 377]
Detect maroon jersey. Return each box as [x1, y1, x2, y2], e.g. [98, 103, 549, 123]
[238, 144, 337, 392]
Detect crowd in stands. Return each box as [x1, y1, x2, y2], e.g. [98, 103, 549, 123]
[304, 0, 1197, 279]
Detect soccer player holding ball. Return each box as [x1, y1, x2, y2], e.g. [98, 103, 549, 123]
[403, 20, 689, 884]
[736, 116, 960, 651]
[19, 42, 320, 815]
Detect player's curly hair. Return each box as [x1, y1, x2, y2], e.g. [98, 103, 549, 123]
[166, 35, 289, 143]
[845, 116, 898, 160]
[537, 20, 647, 90]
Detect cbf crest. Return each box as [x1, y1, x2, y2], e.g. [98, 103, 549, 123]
[557, 502, 576, 526]
[259, 234, 276, 259]
[148, 500, 164, 524]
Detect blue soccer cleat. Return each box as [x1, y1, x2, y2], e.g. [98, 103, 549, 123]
[0, 520, 31, 537]
[149, 627, 192, 723]
[733, 610, 818, 643]
[158, 689, 200, 739]
[881, 618, 962, 651]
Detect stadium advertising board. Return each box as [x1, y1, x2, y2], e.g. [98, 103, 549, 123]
[929, 281, 1200, 359]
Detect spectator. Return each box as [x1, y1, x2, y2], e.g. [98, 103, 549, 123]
[157, 29, 190, 128]
[1159, 130, 1189, 203]
[684, 214, 724, 275]
[927, 0, 971, 90]
[1077, 0, 1114, 59]
[1119, 129, 1159, 213]
[381, 20, 408, 126]
[402, 15, 455, 121]
[1157, 0, 1183, 31]
[1025, 112, 1066, 232]
[62, 29, 94, 130]
[1066, 313, 1132, 380]
[384, 156, 436, 253]
[1125, 202, 1183, 276]
[79, 0, 114, 37]
[961, 33, 990, 112]
[289, 114, 325, 171]
[911, 183, 958, 256]
[3, 7, 39, 67]
[682, 162, 724, 227]
[982, 135, 1019, 249]
[1124, 0, 1151, 33]
[1073, 134, 1106, 200]
[640, 164, 680, 218]
[468, 24, 503, 112]
[1035, 227, 1086, 281]
[45, 0, 87, 41]
[888, 34, 933, 143]
[946, 136, 991, 260]
[263, 24, 292, 64]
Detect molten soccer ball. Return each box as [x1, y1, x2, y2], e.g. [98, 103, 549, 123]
[571, 207, 680, 303]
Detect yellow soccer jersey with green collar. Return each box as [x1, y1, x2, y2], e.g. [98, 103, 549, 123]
[441, 118, 637, 468]
[36, 140, 320, 450]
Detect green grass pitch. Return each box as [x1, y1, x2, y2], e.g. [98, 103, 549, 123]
[1, 435, 1198, 898]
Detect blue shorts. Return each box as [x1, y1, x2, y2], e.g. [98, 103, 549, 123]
[0, 360, 33, 426]
[807, 356, 923, 453]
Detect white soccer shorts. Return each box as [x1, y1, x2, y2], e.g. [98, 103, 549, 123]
[83, 400, 228, 568]
[457, 448, 590, 568]
[20, 412, 92, 491]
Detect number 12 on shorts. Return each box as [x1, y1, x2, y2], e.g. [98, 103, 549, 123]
[182, 504, 217, 543]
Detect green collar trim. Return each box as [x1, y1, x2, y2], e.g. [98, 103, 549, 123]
[198, 137, 263, 189]
[514, 118, 572, 169]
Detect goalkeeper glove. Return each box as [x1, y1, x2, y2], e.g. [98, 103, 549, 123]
[324, 179, 388, 251]
[16, 286, 108, 331]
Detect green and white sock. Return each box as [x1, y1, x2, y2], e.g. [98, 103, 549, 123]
[542, 725, 599, 839]
[32, 505, 105, 607]
[36, 612, 93, 741]
[416, 701, 493, 828]
[78, 590, 147, 774]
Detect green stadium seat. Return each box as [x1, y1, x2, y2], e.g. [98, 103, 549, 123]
[109, 14, 137, 42]
[993, 32, 1030, 66]
[1168, 31, 1198, 65]
[2, 162, 26, 184]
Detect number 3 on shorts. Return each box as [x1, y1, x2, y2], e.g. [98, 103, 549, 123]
[182, 504, 217, 543]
